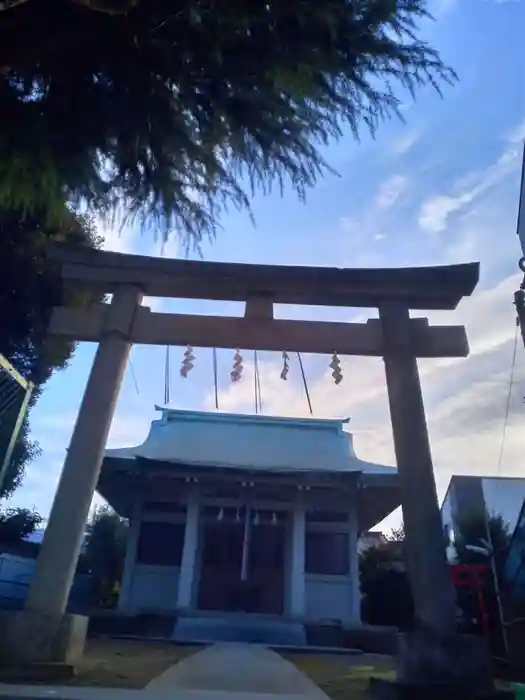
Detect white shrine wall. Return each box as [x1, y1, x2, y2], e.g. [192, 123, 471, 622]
[119, 504, 183, 614]
[118, 486, 362, 625]
[303, 506, 361, 625]
[127, 565, 180, 613]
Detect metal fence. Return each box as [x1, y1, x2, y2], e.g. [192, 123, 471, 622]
[0, 353, 33, 495]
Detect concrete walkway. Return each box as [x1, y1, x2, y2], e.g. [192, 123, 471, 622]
[0, 643, 331, 700]
[146, 643, 329, 698]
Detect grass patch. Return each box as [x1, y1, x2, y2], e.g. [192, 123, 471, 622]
[288, 655, 513, 699]
[286, 654, 395, 700]
[71, 640, 201, 688]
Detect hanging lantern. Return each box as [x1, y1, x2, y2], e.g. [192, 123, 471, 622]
[253, 510, 260, 525]
[230, 350, 243, 382]
[235, 508, 241, 523]
[280, 351, 290, 380]
[330, 352, 343, 385]
[180, 345, 196, 378]
[217, 507, 224, 522]
[271, 511, 277, 526]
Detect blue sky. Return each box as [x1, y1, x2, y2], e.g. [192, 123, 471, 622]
[6, 0, 525, 530]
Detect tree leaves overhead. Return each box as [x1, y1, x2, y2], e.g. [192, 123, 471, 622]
[0, 0, 455, 246]
[0, 206, 102, 387]
[0, 205, 102, 498]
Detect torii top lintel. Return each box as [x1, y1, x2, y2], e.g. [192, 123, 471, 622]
[46, 244, 479, 311]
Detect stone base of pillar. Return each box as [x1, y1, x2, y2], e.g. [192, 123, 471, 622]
[369, 678, 512, 700]
[0, 610, 87, 665]
[369, 632, 512, 700]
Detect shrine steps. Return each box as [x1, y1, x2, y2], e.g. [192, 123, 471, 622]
[172, 613, 307, 646]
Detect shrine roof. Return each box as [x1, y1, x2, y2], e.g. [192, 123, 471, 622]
[103, 407, 395, 476]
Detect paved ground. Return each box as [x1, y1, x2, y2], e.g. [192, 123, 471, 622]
[0, 688, 138, 700]
[147, 643, 329, 697]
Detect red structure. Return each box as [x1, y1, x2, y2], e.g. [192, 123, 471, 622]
[451, 563, 491, 637]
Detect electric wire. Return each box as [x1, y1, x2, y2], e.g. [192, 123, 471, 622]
[496, 322, 519, 475]
[128, 356, 140, 395]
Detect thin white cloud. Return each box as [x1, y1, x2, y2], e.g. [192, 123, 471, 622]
[375, 174, 409, 210]
[338, 173, 410, 256]
[418, 137, 522, 234]
[418, 194, 464, 234]
[505, 119, 525, 145]
[389, 128, 423, 156]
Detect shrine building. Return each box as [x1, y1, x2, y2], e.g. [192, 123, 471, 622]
[98, 407, 399, 642]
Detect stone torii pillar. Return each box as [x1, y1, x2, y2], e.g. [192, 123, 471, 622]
[1, 286, 143, 664]
[377, 303, 497, 697]
[380, 303, 456, 634]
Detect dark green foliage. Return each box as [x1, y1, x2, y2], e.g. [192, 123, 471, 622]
[0, 419, 40, 499]
[0, 206, 102, 386]
[0, 0, 455, 247]
[359, 534, 414, 627]
[0, 506, 42, 547]
[84, 505, 128, 608]
[361, 567, 414, 627]
[359, 540, 402, 594]
[0, 205, 103, 499]
[385, 525, 405, 543]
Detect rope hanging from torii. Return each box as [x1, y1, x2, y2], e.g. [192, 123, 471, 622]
[159, 345, 344, 415]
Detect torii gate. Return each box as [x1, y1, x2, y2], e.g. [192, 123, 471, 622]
[2, 246, 497, 694]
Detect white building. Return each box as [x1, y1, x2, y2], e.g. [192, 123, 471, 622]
[441, 475, 525, 557]
[98, 407, 399, 642]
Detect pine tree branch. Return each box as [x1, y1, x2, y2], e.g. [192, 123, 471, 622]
[0, 0, 457, 244]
